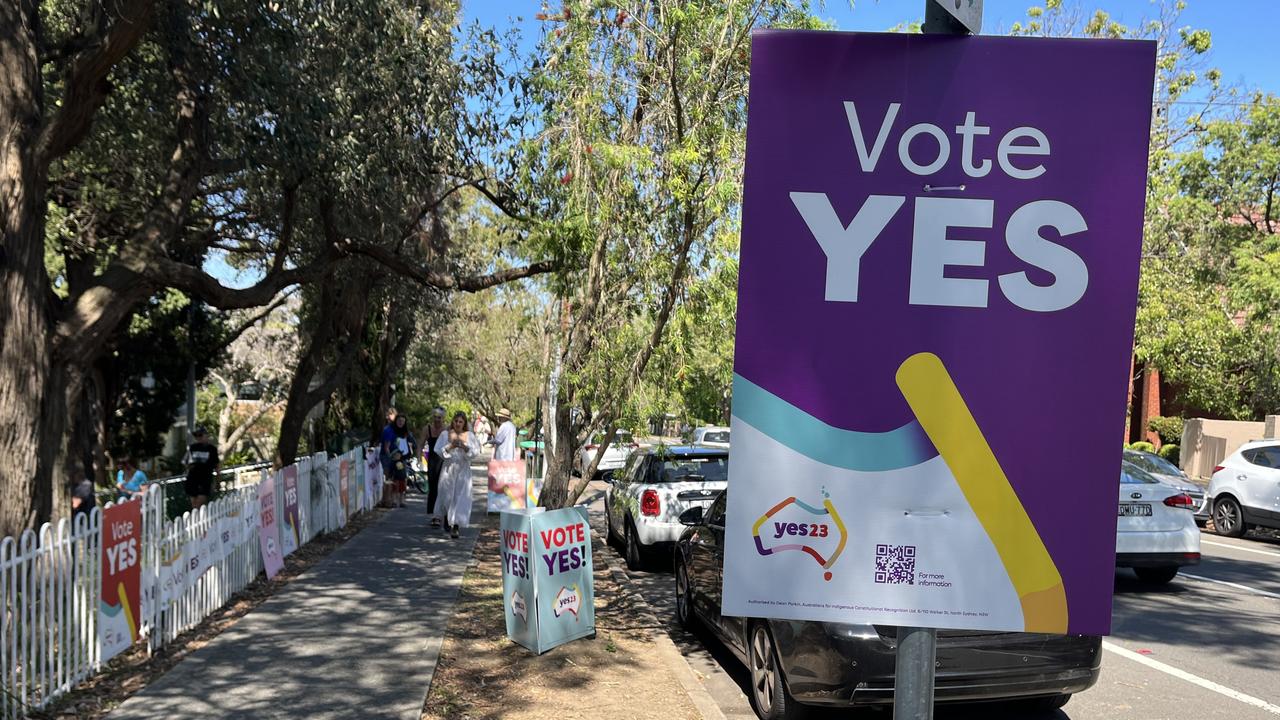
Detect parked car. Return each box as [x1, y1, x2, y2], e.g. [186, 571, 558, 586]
[1122, 449, 1209, 524]
[1115, 459, 1201, 584]
[1208, 440, 1280, 538]
[605, 446, 728, 570]
[673, 490, 1101, 720]
[576, 430, 638, 480]
[691, 425, 730, 448]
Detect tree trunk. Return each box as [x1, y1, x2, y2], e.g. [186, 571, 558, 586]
[368, 300, 411, 443]
[538, 401, 580, 509]
[57, 367, 95, 513]
[0, 1, 56, 538]
[274, 275, 371, 467]
[90, 365, 112, 486]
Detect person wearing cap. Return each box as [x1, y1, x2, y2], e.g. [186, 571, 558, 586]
[489, 407, 518, 461]
[183, 427, 220, 509]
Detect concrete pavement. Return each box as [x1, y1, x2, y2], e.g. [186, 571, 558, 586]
[108, 467, 484, 720]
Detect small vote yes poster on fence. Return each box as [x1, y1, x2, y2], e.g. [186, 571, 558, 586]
[338, 458, 351, 522]
[158, 543, 183, 605]
[365, 449, 382, 510]
[282, 465, 301, 556]
[258, 476, 285, 580]
[721, 31, 1155, 636]
[99, 500, 142, 662]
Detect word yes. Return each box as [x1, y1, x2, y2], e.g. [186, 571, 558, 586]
[795, 102, 1088, 313]
[772, 522, 829, 539]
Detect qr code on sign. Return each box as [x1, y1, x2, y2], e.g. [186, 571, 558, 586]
[874, 544, 916, 585]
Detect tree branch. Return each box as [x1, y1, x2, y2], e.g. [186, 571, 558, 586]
[338, 239, 555, 291]
[221, 399, 286, 457]
[220, 290, 296, 348]
[272, 185, 297, 276]
[143, 255, 327, 309]
[38, 0, 157, 163]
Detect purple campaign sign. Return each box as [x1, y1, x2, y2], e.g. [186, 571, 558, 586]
[721, 31, 1155, 635]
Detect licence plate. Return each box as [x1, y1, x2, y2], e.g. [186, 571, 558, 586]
[1118, 503, 1152, 517]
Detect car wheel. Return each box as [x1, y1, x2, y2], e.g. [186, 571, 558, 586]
[675, 557, 697, 630]
[625, 521, 646, 571]
[748, 623, 803, 720]
[605, 502, 621, 549]
[1213, 496, 1247, 538]
[1134, 566, 1179, 584]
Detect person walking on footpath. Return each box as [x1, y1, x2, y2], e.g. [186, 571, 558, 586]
[379, 407, 398, 507]
[435, 411, 478, 538]
[386, 413, 416, 508]
[473, 411, 491, 447]
[423, 406, 447, 527]
[183, 426, 220, 510]
[115, 457, 149, 501]
[490, 407, 517, 461]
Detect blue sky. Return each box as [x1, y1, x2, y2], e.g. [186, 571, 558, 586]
[207, 1, 1276, 288]
[465, 0, 1278, 95]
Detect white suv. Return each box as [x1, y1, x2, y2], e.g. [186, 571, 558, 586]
[690, 426, 730, 448]
[1209, 440, 1280, 538]
[605, 446, 729, 570]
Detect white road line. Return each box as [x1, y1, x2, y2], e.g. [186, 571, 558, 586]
[1182, 572, 1280, 600]
[1103, 641, 1280, 715]
[1202, 539, 1280, 559]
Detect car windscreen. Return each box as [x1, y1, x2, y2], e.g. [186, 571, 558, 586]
[702, 431, 729, 443]
[1124, 451, 1180, 477]
[590, 431, 633, 446]
[649, 455, 729, 483]
[1120, 461, 1159, 484]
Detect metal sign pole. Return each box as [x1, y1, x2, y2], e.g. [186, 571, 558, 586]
[891, 7, 980, 720]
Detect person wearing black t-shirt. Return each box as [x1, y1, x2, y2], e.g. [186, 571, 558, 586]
[184, 426, 220, 509]
[70, 477, 96, 523]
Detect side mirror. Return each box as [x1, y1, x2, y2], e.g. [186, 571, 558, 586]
[679, 505, 704, 526]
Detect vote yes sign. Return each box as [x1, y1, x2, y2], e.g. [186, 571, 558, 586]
[499, 507, 595, 653]
[100, 500, 142, 661]
[722, 31, 1155, 635]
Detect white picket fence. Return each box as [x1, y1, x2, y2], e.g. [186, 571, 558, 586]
[0, 445, 381, 719]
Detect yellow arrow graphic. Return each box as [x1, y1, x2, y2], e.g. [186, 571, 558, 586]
[895, 352, 1068, 634]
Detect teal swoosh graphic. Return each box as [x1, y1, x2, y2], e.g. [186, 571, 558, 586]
[732, 374, 938, 472]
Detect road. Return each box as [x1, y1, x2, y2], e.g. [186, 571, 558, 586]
[583, 483, 1280, 719]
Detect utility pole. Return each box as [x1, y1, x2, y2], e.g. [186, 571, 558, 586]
[892, 9, 981, 720]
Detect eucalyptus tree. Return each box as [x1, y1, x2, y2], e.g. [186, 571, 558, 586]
[519, 1, 822, 509]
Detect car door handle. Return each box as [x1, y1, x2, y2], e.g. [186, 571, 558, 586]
[1237, 474, 1248, 481]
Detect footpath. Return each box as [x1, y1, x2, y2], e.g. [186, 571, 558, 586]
[107, 471, 482, 720]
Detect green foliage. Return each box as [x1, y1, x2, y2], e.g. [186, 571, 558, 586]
[1158, 443, 1181, 466]
[1127, 441, 1156, 453]
[109, 292, 226, 461]
[524, 1, 810, 444]
[1147, 416, 1185, 445]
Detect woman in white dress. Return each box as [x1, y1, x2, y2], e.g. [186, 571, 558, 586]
[435, 411, 479, 538]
